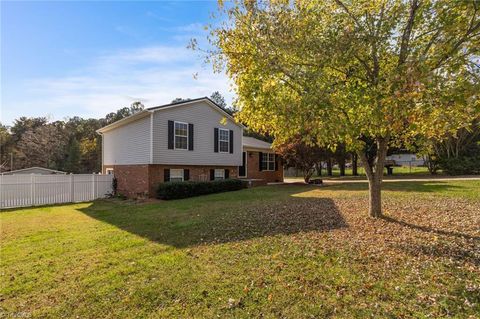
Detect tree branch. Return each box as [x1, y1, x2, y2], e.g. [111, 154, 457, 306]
[398, 0, 420, 67]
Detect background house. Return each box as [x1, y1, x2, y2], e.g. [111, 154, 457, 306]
[97, 97, 283, 197]
[1, 167, 67, 175]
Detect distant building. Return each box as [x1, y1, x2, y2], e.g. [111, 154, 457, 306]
[386, 153, 425, 166]
[1, 167, 67, 175]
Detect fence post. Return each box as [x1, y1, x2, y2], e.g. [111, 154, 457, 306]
[70, 173, 74, 203]
[92, 173, 96, 200]
[0, 175, 2, 209]
[30, 174, 35, 206]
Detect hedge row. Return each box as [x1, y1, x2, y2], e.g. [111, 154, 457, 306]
[156, 179, 247, 200]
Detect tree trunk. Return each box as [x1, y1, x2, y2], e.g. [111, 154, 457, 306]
[352, 153, 358, 176]
[316, 163, 322, 176]
[303, 168, 313, 183]
[339, 158, 346, 176]
[368, 179, 382, 217]
[358, 137, 388, 217]
[326, 159, 333, 176]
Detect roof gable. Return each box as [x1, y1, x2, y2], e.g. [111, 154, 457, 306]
[97, 97, 243, 134]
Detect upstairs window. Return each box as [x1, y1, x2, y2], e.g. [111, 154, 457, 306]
[218, 128, 229, 153]
[262, 153, 275, 171]
[174, 122, 188, 150]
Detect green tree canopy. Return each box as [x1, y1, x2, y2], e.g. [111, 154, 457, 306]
[204, 0, 480, 216]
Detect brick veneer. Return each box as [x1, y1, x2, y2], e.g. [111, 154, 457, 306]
[244, 150, 284, 182]
[103, 164, 238, 198]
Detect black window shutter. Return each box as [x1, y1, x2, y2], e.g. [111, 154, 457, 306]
[225, 169, 229, 179]
[214, 128, 219, 152]
[210, 169, 215, 181]
[275, 155, 279, 171]
[184, 169, 190, 181]
[229, 130, 234, 153]
[259, 152, 263, 171]
[167, 121, 174, 149]
[188, 124, 194, 151]
[164, 169, 170, 182]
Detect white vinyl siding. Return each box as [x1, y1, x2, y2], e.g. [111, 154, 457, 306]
[262, 153, 275, 171]
[102, 115, 150, 165]
[152, 101, 242, 166]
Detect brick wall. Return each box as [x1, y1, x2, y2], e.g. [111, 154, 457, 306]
[104, 164, 238, 198]
[245, 151, 284, 182]
[148, 165, 238, 196]
[106, 164, 150, 198]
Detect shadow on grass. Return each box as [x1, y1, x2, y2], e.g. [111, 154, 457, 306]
[78, 187, 348, 248]
[380, 215, 480, 265]
[380, 215, 480, 241]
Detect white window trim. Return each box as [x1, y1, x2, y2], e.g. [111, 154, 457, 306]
[170, 169, 184, 182]
[214, 168, 225, 180]
[174, 121, 189, 150]
[218, 128, 230, 153]
[105, 168, 114, 175]
[262, 152, 275, 171]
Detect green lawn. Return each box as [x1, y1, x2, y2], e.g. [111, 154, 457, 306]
[1, 181, 479, 318]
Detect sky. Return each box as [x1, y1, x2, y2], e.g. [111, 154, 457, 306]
[1, 0, 233, 125]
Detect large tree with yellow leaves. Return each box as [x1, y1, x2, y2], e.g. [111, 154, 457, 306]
[200, 0, 480, 217]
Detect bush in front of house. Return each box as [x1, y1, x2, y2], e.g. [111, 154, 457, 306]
[156, 179, 247, 200]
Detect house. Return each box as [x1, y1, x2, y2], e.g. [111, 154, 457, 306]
[97, 97, 283, 197]
[386, 153, 425, 166]
[1, 167, 67, 175]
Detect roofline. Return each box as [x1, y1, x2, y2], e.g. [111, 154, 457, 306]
[96, 110, 151, 134]
[242, 146, 275, 152]
[96, 97, 244, 134]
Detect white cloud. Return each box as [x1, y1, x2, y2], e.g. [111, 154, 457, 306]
[3, 45, 234, 123]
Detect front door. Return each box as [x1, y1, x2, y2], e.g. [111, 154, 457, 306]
[239, 151, 247, 177]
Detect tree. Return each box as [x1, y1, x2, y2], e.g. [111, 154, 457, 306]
[105, 102, 144, 125]
[210, 91, 237, 114]
[171, 97, 191, 104]
[16, 124, 68, 169]
[204, 0, 480, 217]
[0, 123, 14, 171]
[64, 137, 81, 173]
[421, 119, 480, 175]
[210, 91, 227, 108]
[276, 136, 327, 183]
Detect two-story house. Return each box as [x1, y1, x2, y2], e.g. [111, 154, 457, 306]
[97, 97, 283, 197]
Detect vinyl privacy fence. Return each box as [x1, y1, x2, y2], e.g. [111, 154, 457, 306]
[0, 174, 114, 209]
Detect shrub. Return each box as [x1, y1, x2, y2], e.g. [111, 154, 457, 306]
[156, 179, 247, 200]
[438, 156, 480, 175]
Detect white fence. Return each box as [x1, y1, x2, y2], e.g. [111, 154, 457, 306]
[0, 174, 114, 209]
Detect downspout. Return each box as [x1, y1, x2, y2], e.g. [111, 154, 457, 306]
[149, 112, 154, 164]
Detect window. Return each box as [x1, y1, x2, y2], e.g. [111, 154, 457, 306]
[214, 169, 225, 180]
[218, 128, 229, 153]
[105, 168, 114, 175]
[170, 169, 184, 182]
[262, 153, 275, 171]
[174, 122, 188, 150]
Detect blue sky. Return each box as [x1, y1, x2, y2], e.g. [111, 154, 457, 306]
[1, 1, 232, 125]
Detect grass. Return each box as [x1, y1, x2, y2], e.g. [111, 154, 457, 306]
[1, 181, 479, 318]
